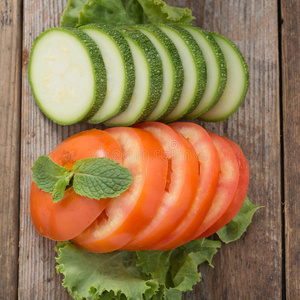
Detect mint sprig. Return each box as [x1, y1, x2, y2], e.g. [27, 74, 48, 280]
[73, 158, 134, 200]
[31, 155, 133, 203]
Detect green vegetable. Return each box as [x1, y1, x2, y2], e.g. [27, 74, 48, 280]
[28, 27, 107, 125]
[52, 172, 74, 203]
[72, 158, 133, 200]
[60, 0, 195, 28]
[60, 0, 88, 27]
[32, 155, 70, 194]
[32, 155, 133, 202]
[55, 238, 220, 300]
[217, 196, 262, 243]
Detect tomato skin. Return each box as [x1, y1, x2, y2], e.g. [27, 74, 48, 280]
[192, 133, 240, 239]
[72, 127, 168, 253]
[122, 122, 199, 251]
[198, 137, 250, 238]
[152, 122, 220, 250]
[30, 130, 123, 241]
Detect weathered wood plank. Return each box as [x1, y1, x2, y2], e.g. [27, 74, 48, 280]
[0, 0, 23, 299]
[19, 1, 97, 299]
[183, 0, 282, 299]
[281, 0, 300, 298]
[18, 0, 282, 299]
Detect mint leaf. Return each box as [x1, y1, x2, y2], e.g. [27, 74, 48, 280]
[32, 155, 133, 203]
[217, 196, 262, 243]
[73, 158, 133, 200]
[31, 155, 69, 194]
[55, 242, 159, 300]
[52, 172, 74, 203]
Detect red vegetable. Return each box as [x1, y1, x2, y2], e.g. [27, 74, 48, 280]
[30, 130, 122, 241]
[198, 137, 249, 238]
[192, 133, 240, 239]
[72, 127, 168, 252]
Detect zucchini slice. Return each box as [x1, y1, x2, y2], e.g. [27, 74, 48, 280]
[134, 24, 184, 121]
[180, 26, 227, 119]
[199, 32, 249, 122]
[29, 27, 106, 125]
[158, 24, 207, 123]
[105, 27, 163, 127]
[80, 24, 135, 124]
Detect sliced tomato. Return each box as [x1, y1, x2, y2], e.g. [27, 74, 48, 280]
[72, 127, 168, 253]
[30, 129, 123, 241]
[121, 122, 199, 251]
[151, 123, 220, 250]
[198, 137, 250, 238]
[192, 133, 240, 239]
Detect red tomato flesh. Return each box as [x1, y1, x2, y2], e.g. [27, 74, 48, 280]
[122, 122, 199, 251]
[198, 137, 250, 238]
[72, 127, 168, 253]
[192, 133, 240, 239]
[30, 130, 123, 241]
[152, 122, 220, 250]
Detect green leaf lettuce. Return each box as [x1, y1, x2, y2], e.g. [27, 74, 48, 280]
[60, 0, 195, 28]
[217, 196, 262, 243]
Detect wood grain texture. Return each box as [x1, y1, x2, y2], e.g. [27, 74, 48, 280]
[19, 1, 98, 299]
[18, 0, 282, 300]
[0, 0, 23, 299]
[281, 0, 300, 298]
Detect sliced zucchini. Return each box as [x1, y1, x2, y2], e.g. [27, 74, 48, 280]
[29, 27, 106, 125]
[105, 27, 163, 127]
[134, 24, 184, 121]
[158, 24, 207, 123]
[180, 25, 227, 119]
[199, 32, 249, 122]
[80, 24, 135, 124]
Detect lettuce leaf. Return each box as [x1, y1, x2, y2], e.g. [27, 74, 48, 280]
[60, 0, 195, 28]
[135, 0, 195, 24]
[217, 196, 262, 243]
[56, 239, 220, 299]
[60, 0, 88, 27]
[55, 242, 159, 300]
[78, 0, 138, 28]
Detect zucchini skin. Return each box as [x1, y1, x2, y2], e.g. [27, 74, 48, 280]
[199, 32, 249, 122]
[135, 24, 184, 120]
[118, 26, 163, 124]
[167, 24, 207, 116]
[180, 25, 227, 119]
[80, 24, 135, 123]
[29, 27, 107, 125]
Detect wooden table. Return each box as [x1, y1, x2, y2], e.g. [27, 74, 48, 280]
[1, 0, 299, 299]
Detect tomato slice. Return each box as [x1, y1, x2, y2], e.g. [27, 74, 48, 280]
[30, 129, 123, 241]
[192, 133, 240, 239]
[151, 122, 220, 250]
[72, 127, 168, 253]
[122, 122, 199, 251]
[198, 137, 250, 238]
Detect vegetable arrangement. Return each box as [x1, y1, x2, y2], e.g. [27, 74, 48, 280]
[28, 1, 256, 299]
[30, 122, 260, 299]
[28, 0, 248, 126]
